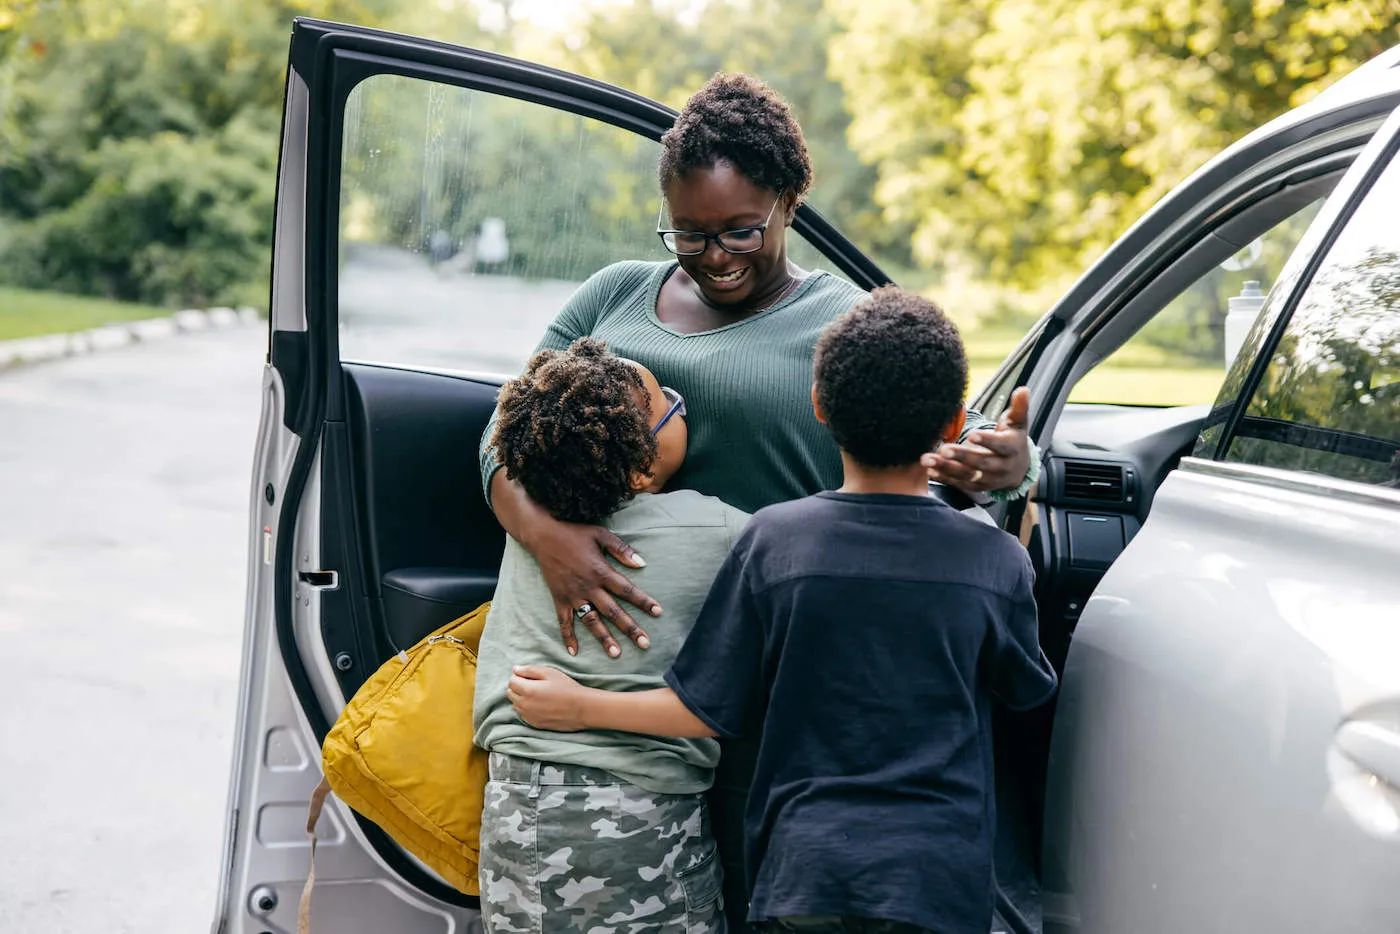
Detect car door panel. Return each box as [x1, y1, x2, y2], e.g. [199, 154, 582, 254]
[1044, 462, 1400, 934]
[339, 364, 505, 656]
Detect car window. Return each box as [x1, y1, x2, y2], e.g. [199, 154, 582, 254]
[1068, 198, 1326, 406]
[337, 73, 842, 374]
[1222, 151, 1400, 488]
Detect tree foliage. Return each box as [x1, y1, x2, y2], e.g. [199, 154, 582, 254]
[553, 0, 914, 276]
[3, 0, 1398, 315]
[0, 0, 437, 308]
[829, 0, 1400, 289]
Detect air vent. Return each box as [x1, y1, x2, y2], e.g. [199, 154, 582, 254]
[1062, 460, 1125, 503]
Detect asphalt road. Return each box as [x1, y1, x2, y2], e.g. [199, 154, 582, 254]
[0, 324, 267, 933]
[0, 265, 579, 932]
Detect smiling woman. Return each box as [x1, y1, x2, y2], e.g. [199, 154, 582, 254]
[477, 71, 1037, 934]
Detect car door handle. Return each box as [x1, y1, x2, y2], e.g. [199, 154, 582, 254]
[1334, 720, 1400, 791]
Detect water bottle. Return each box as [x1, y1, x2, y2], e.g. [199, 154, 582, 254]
[1224, 280, 1266, 367]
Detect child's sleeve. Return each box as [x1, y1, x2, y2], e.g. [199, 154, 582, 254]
[664, 529, 766, 738]
[989, 552, 1059, 711]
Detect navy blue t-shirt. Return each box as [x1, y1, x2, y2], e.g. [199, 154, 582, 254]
[665, 491, 1057, 934]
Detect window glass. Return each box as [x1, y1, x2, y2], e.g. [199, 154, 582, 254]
[1068, 198, 1325, 406]
[975, 320, 1046, 421]
[338, 74, 845, 374]
[1223, 152, 1400, 488]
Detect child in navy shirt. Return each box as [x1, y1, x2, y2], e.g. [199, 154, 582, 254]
[508, 286, 1058, 934]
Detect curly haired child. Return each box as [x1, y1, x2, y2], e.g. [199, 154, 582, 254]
[474, 336, 747, 934]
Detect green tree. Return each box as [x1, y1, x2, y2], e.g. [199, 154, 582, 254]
[554, 0, 916, 277]
[829, 0, 1400, 291]
[0, 0, 439, 308]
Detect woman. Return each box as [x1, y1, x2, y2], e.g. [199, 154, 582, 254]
[478, 73, 1034, 931]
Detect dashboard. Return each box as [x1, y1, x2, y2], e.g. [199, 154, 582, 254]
[1028, 402, 1212, 668]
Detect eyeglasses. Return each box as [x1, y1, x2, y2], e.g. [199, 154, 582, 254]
[653, 386, 686, 434]
[656, 193, 784, 256]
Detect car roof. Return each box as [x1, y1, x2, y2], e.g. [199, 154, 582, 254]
[1311, 43, 1400, 107]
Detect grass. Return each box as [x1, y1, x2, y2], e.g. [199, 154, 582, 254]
[0, 287, 168, 341]
[962, 327, 1225, 407]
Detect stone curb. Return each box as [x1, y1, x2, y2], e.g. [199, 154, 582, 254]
[0, 306, 262, 372]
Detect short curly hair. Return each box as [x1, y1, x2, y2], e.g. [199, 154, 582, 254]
[492, 338, 657, 525]
[659, 73, 813, 199]
[814, 286, 968, 468]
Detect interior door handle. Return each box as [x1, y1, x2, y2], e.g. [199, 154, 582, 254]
[1335, 720, 1400, 791]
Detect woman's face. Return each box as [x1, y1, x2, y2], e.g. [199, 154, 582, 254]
[663, 160, 793, 309]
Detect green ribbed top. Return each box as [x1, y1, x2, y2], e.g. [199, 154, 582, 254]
[480, 260, 992, 514]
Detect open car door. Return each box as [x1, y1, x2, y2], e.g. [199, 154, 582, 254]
[212, 19, 892, 934]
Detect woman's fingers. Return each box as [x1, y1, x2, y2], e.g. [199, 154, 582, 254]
[597, 528, 646, 569]
[1000, 387, 1031, 431]
[554, 599, 581, 657]
[594, 591, 651, 649]
[924, 448, 993, 491]
[576, 603, 622, 658]
[596, 531, 662, 617]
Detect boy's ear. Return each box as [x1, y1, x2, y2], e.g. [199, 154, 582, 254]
[941, 404, 967, 443]
[783, 191, 800, 226]
[810, 382, 827, 424]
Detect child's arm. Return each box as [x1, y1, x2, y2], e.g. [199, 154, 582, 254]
[508, 665, 717, 738]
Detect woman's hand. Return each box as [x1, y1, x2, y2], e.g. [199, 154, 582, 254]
[491, 471, 660, 659]
[530, 519, 661, 658]
[508, 666, 588, 731]
[923, 387, 1032, 494]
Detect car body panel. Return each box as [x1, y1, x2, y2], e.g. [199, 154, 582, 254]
[1044, 460, 1400, 933]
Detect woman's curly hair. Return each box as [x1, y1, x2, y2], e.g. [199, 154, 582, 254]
[659, 73, 813, 199]
[493, 338, 657, 525]
[814, 286, 968, 468]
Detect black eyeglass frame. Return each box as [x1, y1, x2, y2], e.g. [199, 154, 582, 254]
[655, 193, 785, 256]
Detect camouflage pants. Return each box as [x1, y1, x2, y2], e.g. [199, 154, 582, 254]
[480, 752, 727, 934]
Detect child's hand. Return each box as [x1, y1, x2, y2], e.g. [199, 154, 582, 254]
[507, 665, 588, 731]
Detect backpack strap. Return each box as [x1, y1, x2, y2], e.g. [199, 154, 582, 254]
[298, 776, 333, 934]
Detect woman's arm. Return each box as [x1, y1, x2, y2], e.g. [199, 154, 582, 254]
[489, 471, 660, 657]
[477, 263, 663, 657]
[507, 666, 717, 738]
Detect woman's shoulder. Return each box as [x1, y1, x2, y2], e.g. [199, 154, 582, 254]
[587, 259, 673, 294]
[792, 269, 869, 311]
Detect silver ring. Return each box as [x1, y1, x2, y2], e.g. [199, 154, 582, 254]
[573, 602, 595, 620]
[971, 469, 985, 484]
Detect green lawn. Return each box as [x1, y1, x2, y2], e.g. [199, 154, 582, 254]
[0, 287, 168, 340]
[963, 327, 1225, 407]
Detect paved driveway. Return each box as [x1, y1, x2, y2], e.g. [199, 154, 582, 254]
[0, 325, 265, 933]
[0, 265, 583, 932]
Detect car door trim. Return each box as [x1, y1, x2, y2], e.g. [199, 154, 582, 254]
[1178, 456, 1400, 510]
[1216, 108, 1400, 460]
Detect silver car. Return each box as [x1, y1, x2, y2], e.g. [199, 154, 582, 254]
[214, 19, 1400, 934]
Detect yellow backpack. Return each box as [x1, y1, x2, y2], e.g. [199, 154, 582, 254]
[299, 602, 492, 930]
